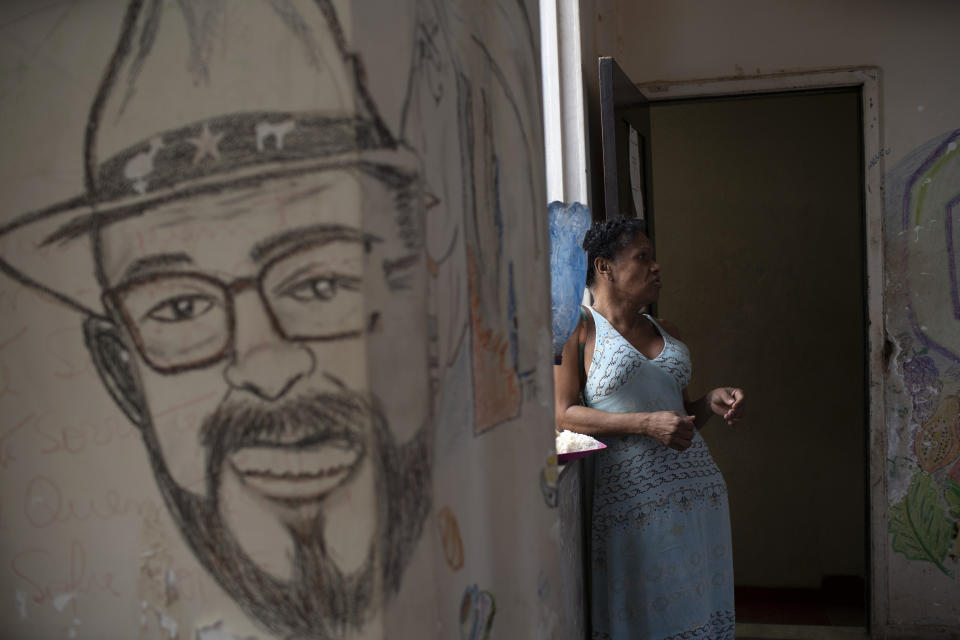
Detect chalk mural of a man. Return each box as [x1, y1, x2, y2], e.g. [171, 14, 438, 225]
[0, 0, 557, 638]
[2, 2, 433, 638]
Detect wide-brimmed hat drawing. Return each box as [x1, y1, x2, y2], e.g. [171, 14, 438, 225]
[0, 0, 419, 318]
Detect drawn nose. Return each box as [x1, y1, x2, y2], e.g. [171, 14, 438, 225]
[224, 294, 315, 401]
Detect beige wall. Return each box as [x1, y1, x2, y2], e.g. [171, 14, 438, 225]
[588, 0, 958, 167]
[582, 0, 960, 633]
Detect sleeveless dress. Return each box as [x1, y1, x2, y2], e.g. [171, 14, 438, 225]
[583, 307, 735, 640]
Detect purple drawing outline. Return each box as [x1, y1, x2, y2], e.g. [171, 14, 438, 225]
[948, 193, 960, 321]
[902, 129, 960, 363]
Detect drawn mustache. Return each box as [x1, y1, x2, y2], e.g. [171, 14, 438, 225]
[200, 391, 371, 455]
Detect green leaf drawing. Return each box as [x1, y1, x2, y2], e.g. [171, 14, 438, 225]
[944, 480, 960, 561]
[889, 473, 954, 577]
[946, 479, 960, 520]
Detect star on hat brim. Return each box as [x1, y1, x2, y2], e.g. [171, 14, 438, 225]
[0, 147, 421, 318]
[186, 124, 225, 165]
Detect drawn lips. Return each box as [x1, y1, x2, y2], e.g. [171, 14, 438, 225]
[228, 437, 362, 502]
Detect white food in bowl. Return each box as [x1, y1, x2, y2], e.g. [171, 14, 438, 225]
[555, 430, 603, 454]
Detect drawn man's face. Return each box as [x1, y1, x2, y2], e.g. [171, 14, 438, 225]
[91, 166, 432, 636]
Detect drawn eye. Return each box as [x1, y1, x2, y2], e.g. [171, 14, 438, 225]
[145, 295, 215, 322]
[287, 277, 337, 301]
[285, 274, 361, 302]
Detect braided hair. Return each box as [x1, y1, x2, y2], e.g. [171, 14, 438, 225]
[582, 216, 648, 287]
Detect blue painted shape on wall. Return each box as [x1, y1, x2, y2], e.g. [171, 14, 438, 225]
[549, 201, 591, 364]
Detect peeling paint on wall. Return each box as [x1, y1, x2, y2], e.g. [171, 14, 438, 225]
[548, 201, 590, 364]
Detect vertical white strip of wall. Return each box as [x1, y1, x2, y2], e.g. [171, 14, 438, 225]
[557, 0, 590, 205]
[540, 0, 591, 206]
[540, 0, 564, 203]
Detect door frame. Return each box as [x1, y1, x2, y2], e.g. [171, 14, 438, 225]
[636, 68, 887, 636]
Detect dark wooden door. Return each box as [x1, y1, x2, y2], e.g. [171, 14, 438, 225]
[597, 57, 653, 234]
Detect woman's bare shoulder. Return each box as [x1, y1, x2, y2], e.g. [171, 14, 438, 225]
[580, 305, 595, 325]
[579, 305, 596, 340]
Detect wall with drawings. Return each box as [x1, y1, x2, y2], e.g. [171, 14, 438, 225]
[884, 129, 960, 596]
[0, 1, 570, 638]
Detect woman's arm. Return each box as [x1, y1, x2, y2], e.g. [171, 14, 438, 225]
[683, 388, 745, 428]
[553, 312, 696, 450]
[558, 404, 697, 450]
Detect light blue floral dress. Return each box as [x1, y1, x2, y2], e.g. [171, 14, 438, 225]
[583, 307, 735, 640]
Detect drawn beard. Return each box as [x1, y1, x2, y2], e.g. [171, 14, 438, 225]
[141, 389, 432, 640]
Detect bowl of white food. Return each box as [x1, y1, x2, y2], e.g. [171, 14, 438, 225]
[555, 430, 607, 463]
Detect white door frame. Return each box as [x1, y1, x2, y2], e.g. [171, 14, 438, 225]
[636, 68, 887, 637]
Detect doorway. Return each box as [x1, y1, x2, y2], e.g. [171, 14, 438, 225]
[648, 89, 869, 633]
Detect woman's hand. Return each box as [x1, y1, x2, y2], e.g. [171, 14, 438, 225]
[707, 387, 745, 425]
[642, 411, 696, 450]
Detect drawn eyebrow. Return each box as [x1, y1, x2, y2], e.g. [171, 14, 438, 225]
[383, 253, 421, 278]
[120, 253, 194, 282]
[250, 224, 381, 263]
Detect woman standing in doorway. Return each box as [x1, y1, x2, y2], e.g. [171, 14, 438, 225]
[555, 216, 745, 639]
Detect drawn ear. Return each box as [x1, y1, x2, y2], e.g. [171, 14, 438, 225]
[83, 316, 148, 429]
